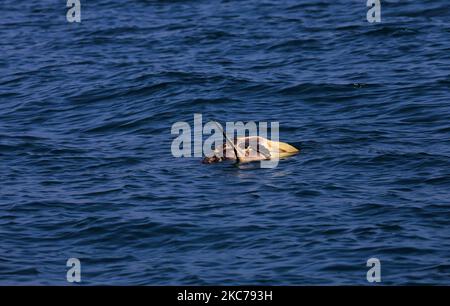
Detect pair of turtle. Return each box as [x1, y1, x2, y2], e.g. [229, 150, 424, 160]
[202, 136, 299, 164]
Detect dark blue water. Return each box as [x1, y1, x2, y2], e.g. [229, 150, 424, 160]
[1, 0, 449, 285]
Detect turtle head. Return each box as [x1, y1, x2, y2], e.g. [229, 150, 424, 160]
[202, 155, 224, 164]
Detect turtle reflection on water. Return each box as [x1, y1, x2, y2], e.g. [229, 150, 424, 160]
[202, 136, 299, 164]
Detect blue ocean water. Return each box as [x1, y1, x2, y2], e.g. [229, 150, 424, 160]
[0, 0, 449, 285]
